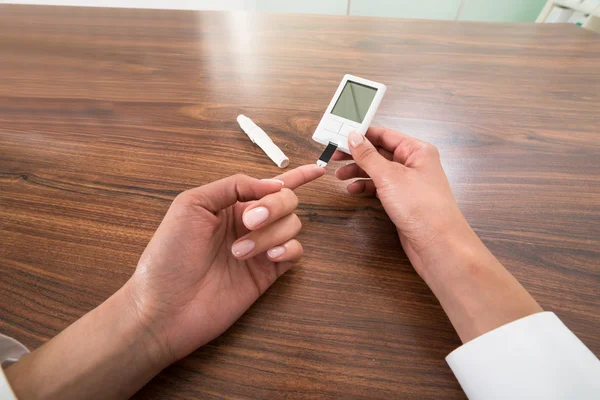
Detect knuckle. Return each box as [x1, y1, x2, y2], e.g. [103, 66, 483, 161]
[423, 143, 440, 158]
[232, 173, 248, 180]
[274, 192, 287, 212]
[268, 188, 296, 213]
[173, 191, 193, 206]
[281, 188, 298, 206]
[231, 173, 252, 187]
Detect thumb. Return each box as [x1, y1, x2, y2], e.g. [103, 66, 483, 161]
[348, 131, 390, 184]
[178, 174, 284, 213]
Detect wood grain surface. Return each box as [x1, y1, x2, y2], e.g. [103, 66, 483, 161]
[1, 5, 599, 399]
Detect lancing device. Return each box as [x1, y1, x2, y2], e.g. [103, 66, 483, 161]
[237, 115, 289, 168]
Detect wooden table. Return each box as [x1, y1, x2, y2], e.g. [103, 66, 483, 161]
[1, 5, 599, 399]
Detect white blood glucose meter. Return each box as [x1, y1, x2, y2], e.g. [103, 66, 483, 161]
[312, 74, 386, 160]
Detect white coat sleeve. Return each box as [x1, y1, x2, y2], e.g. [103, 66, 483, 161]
[0, 369, 17, 400]
[446, 312, 600, 399]
[0, 333, 30, 400]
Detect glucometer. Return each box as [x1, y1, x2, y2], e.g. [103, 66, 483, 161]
[313, 74, 386, 166]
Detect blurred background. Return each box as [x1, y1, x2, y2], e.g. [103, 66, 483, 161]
[3, 1, 600, 28]
[0, 1, 575, 22]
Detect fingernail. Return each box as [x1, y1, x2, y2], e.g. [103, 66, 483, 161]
[267, 245, 286, 259]
[348, 131, 364, 148]
[261, 178, 285, 186]
[231, 239, 255, 257]
[243, 206, 269, 228]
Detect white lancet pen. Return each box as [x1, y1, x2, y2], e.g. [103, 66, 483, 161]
[237, 115, 289, 168]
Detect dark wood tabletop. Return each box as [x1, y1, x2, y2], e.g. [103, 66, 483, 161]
[1, 4, 599, 399]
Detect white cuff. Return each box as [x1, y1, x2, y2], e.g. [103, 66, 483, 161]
[447, 312, 600, 399]
[0, 368, 17, 400]
[0, 333, 29, 400]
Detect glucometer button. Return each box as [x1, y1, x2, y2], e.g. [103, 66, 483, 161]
[323, 119, 342, 134]
[339, 124, 358, 137]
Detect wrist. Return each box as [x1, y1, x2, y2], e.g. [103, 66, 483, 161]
[5, 281, 172, 400]
[403, 217, 542, 343]
[402, 214, 483, 283]
[120, 278, 176, 369]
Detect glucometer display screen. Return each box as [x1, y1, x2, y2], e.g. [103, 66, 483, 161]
[330, 81, 377, 123]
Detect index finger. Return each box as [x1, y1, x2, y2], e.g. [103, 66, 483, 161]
[274, 164, 325, 190]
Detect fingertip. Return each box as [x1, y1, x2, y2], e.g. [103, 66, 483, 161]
[231, 239, 256, 259]
[267, 245, 286, 260]
[267, 239, 303, 263]
[347, 181, 363, 195]
[336, 163, 368, 181]
[242, 206, 269, 230]
[334, 167, 343, 180]
[275, 164, 325, 190]
[313, 164, 326, 177]
[335, 164, 352, 180]
[348, 131, 365, 149]
[303, 163, 326, 180]
[347, 179, 376, 196]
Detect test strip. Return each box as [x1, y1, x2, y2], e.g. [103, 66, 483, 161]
[316, 142, 338, 167]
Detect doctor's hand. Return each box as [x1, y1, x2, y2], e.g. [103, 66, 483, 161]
[333, 128, 471, 276]
[127, 164, 325, 365]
